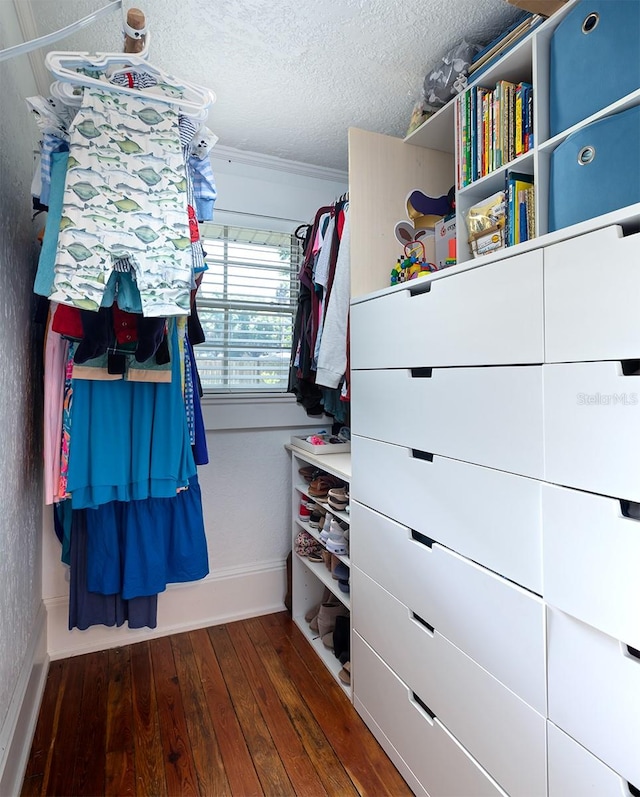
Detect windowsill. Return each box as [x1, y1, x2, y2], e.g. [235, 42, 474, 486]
[201, 391, 330, 431]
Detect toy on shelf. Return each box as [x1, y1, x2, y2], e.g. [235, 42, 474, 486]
[391, 188, 454, 284]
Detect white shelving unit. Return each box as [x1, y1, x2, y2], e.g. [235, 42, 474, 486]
[403, 0, 639, 263]
[286, 444, 351, 696]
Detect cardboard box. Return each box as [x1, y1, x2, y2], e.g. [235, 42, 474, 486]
[507, 0, 567, 17]
[435, 217, 456, 269]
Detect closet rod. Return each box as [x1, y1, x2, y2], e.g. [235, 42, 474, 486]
[0, 0, 122, 62]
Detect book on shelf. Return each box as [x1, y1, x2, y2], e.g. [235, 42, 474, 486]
[469, 14, 544, 82]
[458, 80, 534, 187]
[504, 171, 534, 246]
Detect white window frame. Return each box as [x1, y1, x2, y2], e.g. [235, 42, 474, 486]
[194, 222, 302, 397]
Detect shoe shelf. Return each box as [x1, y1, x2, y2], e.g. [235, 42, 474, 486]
[294, 518, 350, 568]
[295, 484, 351, 525]
[292, 610, 351, 697]
[294, 551, 351, 610]
[288, 444, 352, 697]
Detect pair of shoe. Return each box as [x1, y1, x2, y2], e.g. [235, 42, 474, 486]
[295, 530, 322, 562]
[331, 555, 350, 594]
[306, 591, 349, 641]
[325, 519, 349, 556]
[308, 474, 345, 499]
[327, 486, 349, 512]
[298, 465, 322, 483]
[309, 505, 326, 529]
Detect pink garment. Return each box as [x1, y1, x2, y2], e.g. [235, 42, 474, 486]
[43, 305, 69, 504]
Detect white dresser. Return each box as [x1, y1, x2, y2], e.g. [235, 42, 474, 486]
[350, 221, 640, 796]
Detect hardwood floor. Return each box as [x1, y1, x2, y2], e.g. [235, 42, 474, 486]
[21, 612, 412, 797]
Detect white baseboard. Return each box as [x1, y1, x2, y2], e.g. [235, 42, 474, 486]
[0, 602, 48, 797]
[46, 560, 287, 660]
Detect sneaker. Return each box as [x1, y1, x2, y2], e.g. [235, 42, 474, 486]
[326, 521, 348, 556]
[298, 501, 311, 522]
[319, 512, 334, 544]
[308, 510, 323, 528]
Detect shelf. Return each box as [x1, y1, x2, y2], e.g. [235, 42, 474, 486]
[458, 151, 534, 199]
[538, 89, 640, 154]
[295, 484, 350, 523]
[293, 614, 351, 697]
[404, 98, 456, 154]
[286, 444, 351, 481]
[295, 552, 350, 610]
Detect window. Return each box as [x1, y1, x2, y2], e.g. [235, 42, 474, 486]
[194, 223, 302, 392]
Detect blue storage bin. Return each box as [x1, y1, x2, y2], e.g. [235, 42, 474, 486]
[548, 104, 640, 232]
[549, 0, 640, 138]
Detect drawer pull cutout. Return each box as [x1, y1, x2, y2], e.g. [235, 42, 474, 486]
[620, 500, 640, 520]
[411, 449, 433, 462]
[412, 611, 435, 634]
[411, 529, 434, 549]
[411, 367, 433, 378]
[408, 280, 432, 296]
[412, 692, 436, 720]
[621, 360, 640, 376]
[626, 644, 640, 662]
[628, 783, 640, 797]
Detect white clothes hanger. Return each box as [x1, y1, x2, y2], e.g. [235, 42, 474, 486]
[44, 51, 215, 115]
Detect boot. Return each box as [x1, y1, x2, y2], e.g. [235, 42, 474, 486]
[316, 598, 349, 640]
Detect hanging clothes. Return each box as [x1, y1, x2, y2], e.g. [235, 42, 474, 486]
[289, 198, 351, 423]
[31, 60, 215, 631]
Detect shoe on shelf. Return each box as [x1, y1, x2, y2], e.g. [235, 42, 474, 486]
[331, 558, 350, 583]
[306, 587, 333, 628]
[326, 519, 349, 556]
[308, 475, 344, 499]
[319, 513, 334, 544]
[295, 530, 319, 557]
[298, 501, 312, 521]
[338, 661, 351, 685]
[321, 632, 334, 650]
[316, 599, 349, 639]
[308, 509, 323, 528]
[298, 465, 320, 483]
[327, 486, 349, 512]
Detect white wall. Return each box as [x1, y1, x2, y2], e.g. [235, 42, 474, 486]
[0, 6, 49, 793]
[43, 142, 348, 658]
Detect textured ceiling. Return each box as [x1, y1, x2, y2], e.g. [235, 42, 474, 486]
[25, 0, 521, 171]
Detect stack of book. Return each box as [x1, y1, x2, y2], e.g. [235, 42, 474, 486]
[469, 13, 544, 82]
[505, 171, 535, 246]
[456, 80, 533, 188]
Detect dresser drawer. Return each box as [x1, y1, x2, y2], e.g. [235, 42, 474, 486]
[545, 226, 640, 363]
[351, 366, 544, 479]
[547, 608, 640, 786]
[351, 249, 543, 369]
[548, 721, 639, 797]
[353, 569, 546, 797]
[351, 435, 542, 592]
[351, 502, 545, 712]
[543, 483, 640, 649]
[544, 362, 640, 501]
[353, 632, 508, 797]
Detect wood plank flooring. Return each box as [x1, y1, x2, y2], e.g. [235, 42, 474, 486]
[21, 611, 412, 797]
